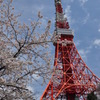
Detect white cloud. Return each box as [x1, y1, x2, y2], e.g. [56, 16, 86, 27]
[64, 5, 75, 26]
[69, 0, 74, 2]
[93, 39, 100, 46]
[79, 0, 88, 6]
[64, 5, 71, 24]
[71, 0, 74, 2]
[83, 13, 90, 24]
[32, 5, 44, 14]
[98, 29, 100, 32]
[78, 46, 91, 61]
[64, 0, 74, 3]
[75, 40, 81, 46]
[79, 0, 90, 25]
[79, 49, 87, 60]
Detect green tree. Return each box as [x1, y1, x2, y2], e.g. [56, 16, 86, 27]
[87, 92, 97, 100]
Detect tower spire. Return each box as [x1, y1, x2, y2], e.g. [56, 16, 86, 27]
[54, 0, 74, 42]
[55, 0, 69, 29]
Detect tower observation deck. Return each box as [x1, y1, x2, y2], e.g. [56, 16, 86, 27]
[40, 0, 100, 100]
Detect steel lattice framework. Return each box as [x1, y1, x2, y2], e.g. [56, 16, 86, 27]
[40, 0, 100, 100]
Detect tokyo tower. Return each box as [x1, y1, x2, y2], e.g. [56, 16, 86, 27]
[40, 0, 100, 100]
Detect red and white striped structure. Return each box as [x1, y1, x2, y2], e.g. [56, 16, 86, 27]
[40, 0, 100, 100]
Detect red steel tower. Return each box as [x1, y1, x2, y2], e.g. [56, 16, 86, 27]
[41, 0, 100, 100]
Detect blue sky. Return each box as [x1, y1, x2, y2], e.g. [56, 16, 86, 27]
[13, 0, 100, 99]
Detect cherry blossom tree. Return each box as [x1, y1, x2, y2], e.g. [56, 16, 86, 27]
[0, 0, 52, 99]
